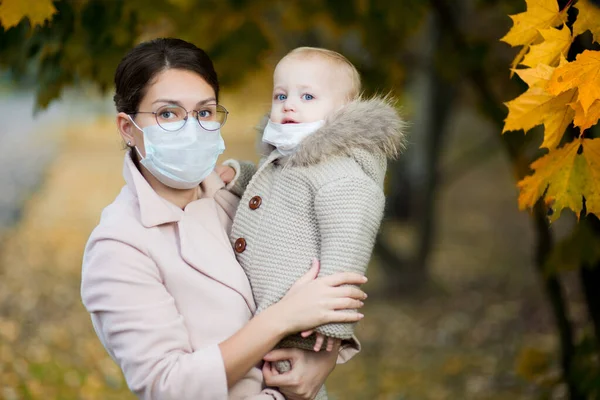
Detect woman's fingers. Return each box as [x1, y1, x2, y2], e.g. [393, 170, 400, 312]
[330, 285, 367, 300]
[323, 310, 364, 323]
[290, 259, 320, 289]
[263, 366, 289, 387]
[329, 297, 364, 310]
[264, 348, 297, 362]
[262, 361, 281, 383]
[320, 272, 367, 287]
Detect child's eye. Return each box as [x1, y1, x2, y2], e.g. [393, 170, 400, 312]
[274, 94, 287, 101]
[301, 94, 314, 101]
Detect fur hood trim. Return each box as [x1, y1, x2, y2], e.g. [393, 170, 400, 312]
[258, 96, 408, 167]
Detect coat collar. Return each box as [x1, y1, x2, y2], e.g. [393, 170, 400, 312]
[122, 153, 226, 228]
[258, 96, 408, 167]
[122, 154, 255, 312]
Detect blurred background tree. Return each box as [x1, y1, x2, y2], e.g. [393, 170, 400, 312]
[2, 0, 600, 398]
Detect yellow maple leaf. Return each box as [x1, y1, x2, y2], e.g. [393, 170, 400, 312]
[512, 55, 568, 87]
[505, 61, 576, 149]
[0, 0, 56, 29]
[513, 64, 555, 87]
[571, 99, 600, 132]
[501, 0, 568, 46]
[501, 0, 569, 69]
[518, 138, 600, 221]
[521, 26, 572, 68]
[548, 50, 600, 115]
[510, 45, 536, 76]
[573, 0, 600, 44]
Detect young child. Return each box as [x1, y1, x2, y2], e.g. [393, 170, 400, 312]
[228, 47, 406, 398]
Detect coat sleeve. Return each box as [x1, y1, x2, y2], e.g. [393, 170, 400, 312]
[81, 236, 228, 400]
[313, 175, 385, 340]
[222, 159, 257, 198]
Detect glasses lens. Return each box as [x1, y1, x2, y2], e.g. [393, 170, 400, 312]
[197, 104, 228, 130]
[155, 105, 187, 131]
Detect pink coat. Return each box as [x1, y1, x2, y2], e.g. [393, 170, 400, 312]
[81, 155, 358, 400]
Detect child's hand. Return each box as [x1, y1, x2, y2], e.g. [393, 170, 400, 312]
[214, 165, 236, 184]
[314, 333, 338, 352]
[301, 330, 339, 352]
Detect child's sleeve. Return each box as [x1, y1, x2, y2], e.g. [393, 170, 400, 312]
[221, 159, 257, 197]
[313, 175, 385, 339]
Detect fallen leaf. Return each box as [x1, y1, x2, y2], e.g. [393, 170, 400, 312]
[515, 347, 551, 381]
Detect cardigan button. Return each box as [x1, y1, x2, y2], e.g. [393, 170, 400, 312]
[234, 238, 247, 253]
[249, 196, 262, 210]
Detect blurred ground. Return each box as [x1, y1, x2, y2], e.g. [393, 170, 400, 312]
[0, 76, 565, 399]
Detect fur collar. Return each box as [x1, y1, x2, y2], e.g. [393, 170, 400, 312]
[258, 96, 408, 167]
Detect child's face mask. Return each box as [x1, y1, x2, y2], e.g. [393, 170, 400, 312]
[262, 119, 325, 156]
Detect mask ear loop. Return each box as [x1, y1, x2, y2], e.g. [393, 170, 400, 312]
[127, 115, 146, 160]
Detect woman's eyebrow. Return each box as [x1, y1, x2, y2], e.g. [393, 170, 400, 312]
[152, 99, 183, 106]
[151, 97, 217, 106]
[197, 97, 217, 106]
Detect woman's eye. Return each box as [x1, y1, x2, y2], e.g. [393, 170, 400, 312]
[275, 94, 287, 101]
[160, 111, 175, 119]
[302, 94, 314, 100]
[198, 110, 212, 119]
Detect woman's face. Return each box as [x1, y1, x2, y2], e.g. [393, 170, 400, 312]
[117, 68, 216, 157]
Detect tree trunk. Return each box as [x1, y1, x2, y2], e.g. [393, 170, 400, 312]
[581, 214, 600, 354]
[378, 10, 455, 293]
[533, 203, 584, 400]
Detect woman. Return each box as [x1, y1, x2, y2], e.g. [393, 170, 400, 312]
[80, 38, 367, 400]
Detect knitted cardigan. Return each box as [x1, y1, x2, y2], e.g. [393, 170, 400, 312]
[230, 97, 407, 350]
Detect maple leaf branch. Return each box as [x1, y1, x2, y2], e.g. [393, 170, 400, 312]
[563, 0, 575, 12]
[429, 0, 583, 398]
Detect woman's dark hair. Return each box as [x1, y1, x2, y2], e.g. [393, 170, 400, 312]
[113, 38, 219, 114]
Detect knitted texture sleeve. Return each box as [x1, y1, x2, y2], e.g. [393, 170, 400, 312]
[223, 160, 257, 198]
[313, 175, 385, 339]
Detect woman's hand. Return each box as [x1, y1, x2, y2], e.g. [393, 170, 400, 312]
[267, 259, 367, 336]
[262, 344, 339, 400]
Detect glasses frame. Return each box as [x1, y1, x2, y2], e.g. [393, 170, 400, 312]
[134, 104, 229, 132]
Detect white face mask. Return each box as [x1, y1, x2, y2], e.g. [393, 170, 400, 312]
[129, 117, 225, 189]
[262, 119, 325, 156]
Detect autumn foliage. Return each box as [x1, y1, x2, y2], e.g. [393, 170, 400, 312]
[502, 0, 600, 221]
[0, 0, 56, 29]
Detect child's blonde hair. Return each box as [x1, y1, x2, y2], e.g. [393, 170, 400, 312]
[283, 47, 361, 101]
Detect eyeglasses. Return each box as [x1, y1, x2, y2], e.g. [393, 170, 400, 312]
[135, 104, 229, 132]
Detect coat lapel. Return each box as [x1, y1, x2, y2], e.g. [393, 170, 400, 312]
[178, 198, 256, 313]
[124, 154, 256, 312]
